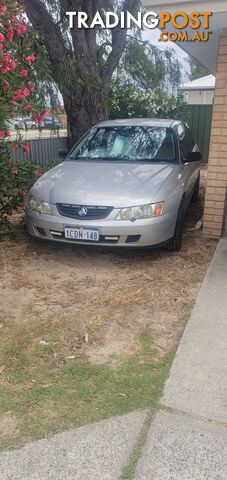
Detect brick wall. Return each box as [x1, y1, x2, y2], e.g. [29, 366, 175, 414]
[203, 30, 227, 238]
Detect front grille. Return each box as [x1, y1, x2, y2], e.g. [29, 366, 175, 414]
[56, 203, 113, 220]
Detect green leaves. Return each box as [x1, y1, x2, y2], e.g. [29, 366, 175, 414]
[119, 37, 184, 93]
[0, 1, 47, 219]
[109, 82, 187, 121]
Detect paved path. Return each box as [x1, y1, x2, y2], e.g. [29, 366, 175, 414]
[1, 239, 226, 479]
[0, 412, 146, 480]
[135, 238, 227, 479]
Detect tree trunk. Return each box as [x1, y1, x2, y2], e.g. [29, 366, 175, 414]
[63, 85, 108, 146]
[24, 0, 140, 144]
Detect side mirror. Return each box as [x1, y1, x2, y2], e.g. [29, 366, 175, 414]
[58, 149, 68, 159]
[185, 151, 202, 162]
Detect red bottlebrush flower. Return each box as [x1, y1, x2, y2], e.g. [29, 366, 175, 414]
[12, 143, 19, 149]
[0, 5, 7, 13]
[10, 166, 18, 175]
[32, 108, 49, 124]
[6, 21, 13, 32]
[10, 113, 17, 118]
[20, 69, 28, 77]
[25, 54, 36, 63]
[3, 54, 12, 63]
[0, 33, 5, 42]
[0, 44, 3, 51]
[23, 143, 30, 153]
[2, 54, 16, 71]
[5, 31, 13, 41]
[12, 87, 30, 102]
[25, 103, 31, 110]
[21, 23, 27, 34]
[4, 129, 11, 136]
[21, 87, 30, 98]
[14, 23, 22, 35]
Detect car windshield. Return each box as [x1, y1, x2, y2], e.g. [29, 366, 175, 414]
[69, 126, 176, 163]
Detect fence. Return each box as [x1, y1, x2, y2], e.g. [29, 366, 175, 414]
[186, 104, 213, 164]
[11, 136, 68, 164]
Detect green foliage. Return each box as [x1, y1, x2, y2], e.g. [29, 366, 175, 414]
[0, 154, 61, 220]
[122, 39, 183, 92]
[187, 56, 208, 81]
[0, 0, 46, 219]
[109, 82, 187, 122]
[109, 34, 186, 123]
[0, 156, 42, 218]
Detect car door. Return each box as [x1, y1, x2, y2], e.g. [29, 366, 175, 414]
[177, 123, 200, 204]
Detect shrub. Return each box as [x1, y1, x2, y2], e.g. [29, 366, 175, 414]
[109, 82, 187, 122]
[0, 1, 47, 220]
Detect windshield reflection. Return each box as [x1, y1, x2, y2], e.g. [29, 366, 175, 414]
[69, 126, 176, 163]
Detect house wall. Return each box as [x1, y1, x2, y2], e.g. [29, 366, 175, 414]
[203, 29, 227, 237]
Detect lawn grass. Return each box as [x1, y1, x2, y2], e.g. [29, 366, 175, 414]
[0, 325, 175, 451]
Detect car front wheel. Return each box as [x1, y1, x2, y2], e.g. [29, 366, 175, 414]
[165, 200, 185, 252]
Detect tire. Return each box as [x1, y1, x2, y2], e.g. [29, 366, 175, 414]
[191, 173, 200, 203]
[165, 200, 185, 252]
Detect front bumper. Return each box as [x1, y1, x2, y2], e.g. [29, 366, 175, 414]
[26, 207, 177, 248]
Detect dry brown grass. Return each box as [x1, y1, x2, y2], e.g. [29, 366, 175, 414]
[0, 168, 219, 450]
[0, 169, 217, 365]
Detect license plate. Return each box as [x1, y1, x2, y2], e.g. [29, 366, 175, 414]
[64, 226, 99, 242]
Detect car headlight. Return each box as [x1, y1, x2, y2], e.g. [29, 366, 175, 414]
[115, 202, 165, 221]
[28, 196, 52, 215]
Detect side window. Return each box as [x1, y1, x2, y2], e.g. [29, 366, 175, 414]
[177, 124, 195, 161]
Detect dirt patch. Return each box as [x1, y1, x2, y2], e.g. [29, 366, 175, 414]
[0, 413, 18, 439]
[0, 169, 217, 365]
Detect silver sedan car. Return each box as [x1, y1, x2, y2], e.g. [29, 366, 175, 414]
[26, 119, 201, 251]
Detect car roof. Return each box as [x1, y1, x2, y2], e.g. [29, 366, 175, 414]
[96, 118, 181, 128]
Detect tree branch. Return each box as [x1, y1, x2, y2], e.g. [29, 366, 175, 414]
[67, 0, 96, 70]
[101, 0, 140, 84]
[83, 0, 97, 61]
